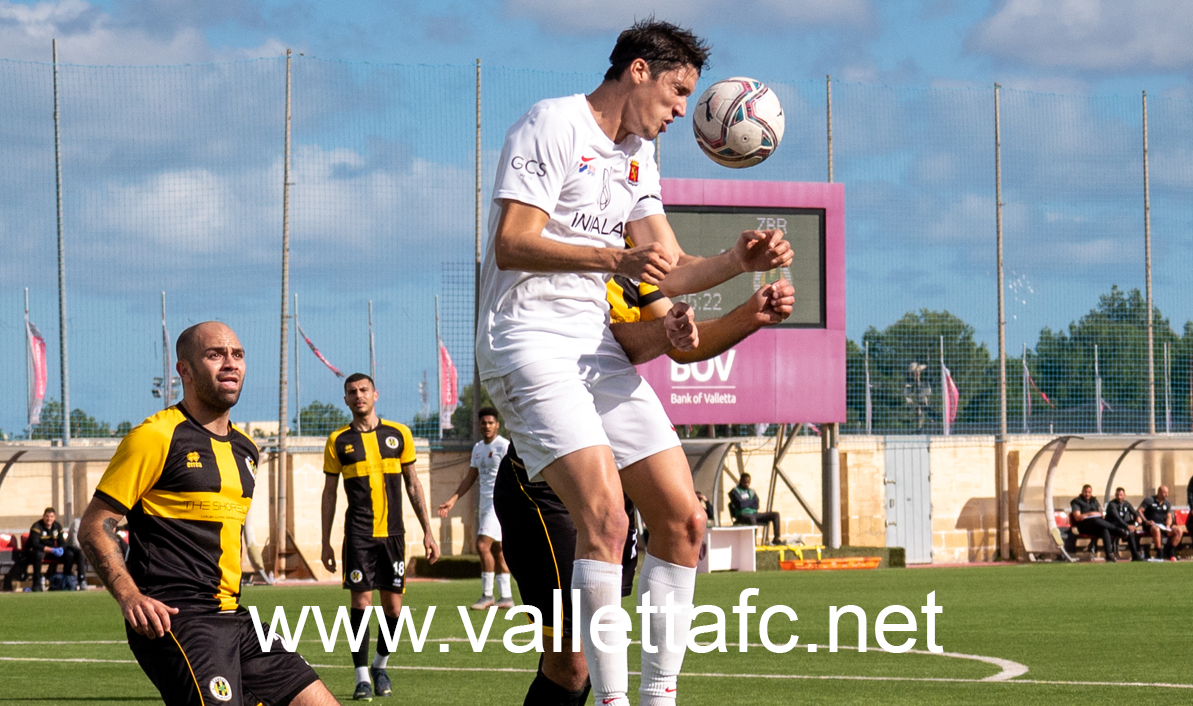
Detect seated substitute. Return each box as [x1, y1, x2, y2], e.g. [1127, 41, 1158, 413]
[729, 473, 783, 544]
[1139, 485, 1185, 561]
[1070, 484, 1126, 561]
[1105, 487, 1143, 561]
[493, 272, 793, 706]
[27, 507, 86, 591]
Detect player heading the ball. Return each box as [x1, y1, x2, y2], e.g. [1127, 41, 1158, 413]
[476, 18, 793, 706]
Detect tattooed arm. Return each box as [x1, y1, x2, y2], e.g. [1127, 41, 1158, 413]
[79, 497, 178, 638]
[402, 463, 440, 564]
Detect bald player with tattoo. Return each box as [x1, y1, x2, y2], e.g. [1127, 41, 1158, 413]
[79, 322, 339, 706]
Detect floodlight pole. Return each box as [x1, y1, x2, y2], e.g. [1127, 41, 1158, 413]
[1143, 91, 1156, 436]
[53, 38, 73, 521]
[473, 58, 483, 443]
[368, 300, 376, 382]
[275, 48, 293, 578]
[294, 293, 300, 438]
[818, 73, 840, 548]
[994, 83, 1009, 561]
[161, 292, 172, 411]
[826, 75, 833, 183]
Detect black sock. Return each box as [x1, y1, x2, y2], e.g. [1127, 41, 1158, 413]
[524, 667, 588, 706]
[350, 607, 371, 669]
[376, 612, 400, 656]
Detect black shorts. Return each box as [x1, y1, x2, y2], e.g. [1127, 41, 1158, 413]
[492, 443, 636, 639]
[127, 609, 318, 706]
[343, 533, 406, 593]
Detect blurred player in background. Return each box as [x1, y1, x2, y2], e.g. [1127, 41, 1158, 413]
[438, 406, 514, 610]
[78, 322, 338, 706]
[321, 373, 440, 701]
[27, 507, 85, 591]
[477, 18, 792, 704]
[495, 274, 794, 705]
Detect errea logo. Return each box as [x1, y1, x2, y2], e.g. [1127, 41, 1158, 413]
[186, 451, 203, 469]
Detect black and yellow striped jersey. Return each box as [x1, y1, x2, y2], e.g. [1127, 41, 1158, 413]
[94, 405, 258, 613]
[606, 274, 665, 324]
[323, 420, 416, 539]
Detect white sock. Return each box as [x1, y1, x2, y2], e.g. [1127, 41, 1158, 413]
[372, 653, 388, 669]
[355, 666, 370, 684]
[638, 553, 697, 705]
[481, 571, 494, 597]
[574, 559, 629, 705]
[496, 573, 512, 599]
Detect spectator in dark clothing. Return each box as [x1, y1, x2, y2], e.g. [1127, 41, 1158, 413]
[1070, 485, 1126, 562]
[728, 473, 783, 545]
[1105, 487, 1143, 561]
[27, 508, 85, 590]
[1139, 485, 1185, 561]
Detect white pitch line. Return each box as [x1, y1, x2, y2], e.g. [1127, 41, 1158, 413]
[0, 656, 1187, 690]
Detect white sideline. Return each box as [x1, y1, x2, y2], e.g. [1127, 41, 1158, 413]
[0, 656, 1187, 690]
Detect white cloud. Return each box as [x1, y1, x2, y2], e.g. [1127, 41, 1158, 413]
[969, 0, 1193, 72]
[504, 0, 871, 35]
[0, 0, 284, 63]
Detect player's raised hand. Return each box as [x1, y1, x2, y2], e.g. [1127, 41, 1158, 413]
[752, 279, 795, 326]
[119, 591, 179, 638]
[734, 229, 793, 273]
[424, 534, 440, 564]
[321, 543, 337, 573]
[664, 301, 699, 351]
[617, 242, 674, 286]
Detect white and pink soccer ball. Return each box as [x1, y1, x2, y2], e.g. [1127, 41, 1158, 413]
[692, 77, 785, 168]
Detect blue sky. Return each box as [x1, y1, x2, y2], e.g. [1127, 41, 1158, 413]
[4, 0, 1193, 95]
[3, 1, 1193, 433]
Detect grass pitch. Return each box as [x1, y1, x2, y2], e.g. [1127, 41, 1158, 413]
[1, 562, 1190, 704]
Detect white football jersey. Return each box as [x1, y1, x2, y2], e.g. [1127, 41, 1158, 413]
[476, 94, 665, 380]
[470, 434, 509, 502]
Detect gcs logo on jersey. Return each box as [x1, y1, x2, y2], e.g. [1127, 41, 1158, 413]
[511, 156, 548, 177]
[385, 436, 400, 450]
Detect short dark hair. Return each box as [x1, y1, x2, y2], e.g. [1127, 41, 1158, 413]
[1082, 484, 1092, 491]
[604, 19, 711, 82]
[478, 406, 499, 421]
[1115, 487, 1126, 494]
[44, 507, 56, 515]
[740, 473, 751, 481]
[344, 373, 375, 391]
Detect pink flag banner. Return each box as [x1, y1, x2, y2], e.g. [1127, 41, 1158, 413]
[26, 320, 47, 427]
[1027, 372, 1054, 408]
[439, 342, 458, 429]
[297, 323, 345, 378]
[943, 364, 960, 432]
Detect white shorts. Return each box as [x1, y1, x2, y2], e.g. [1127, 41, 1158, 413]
[483, 354, 680, 481]
[477, 497, 502, 542]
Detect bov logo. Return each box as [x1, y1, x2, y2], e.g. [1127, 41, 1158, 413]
[670, 350, 736, 383]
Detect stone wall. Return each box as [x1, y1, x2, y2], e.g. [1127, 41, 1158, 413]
[0, 434, 1085, 567]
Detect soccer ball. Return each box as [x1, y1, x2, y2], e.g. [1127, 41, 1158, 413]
[692, 77, 785, 168]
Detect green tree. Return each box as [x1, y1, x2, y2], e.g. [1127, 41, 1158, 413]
[847, 310, 1003, 434]
[294, 401, 350, 436]
[115, 421, 134, 437]
[1031, 286, 1177, 431]
[31, 400, 112, 439]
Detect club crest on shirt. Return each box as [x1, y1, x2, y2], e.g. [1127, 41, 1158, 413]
[245, 457, 257, 478]
[628, 160, 639, 185]
[385, 436, 400, 449]
[209, 676, 232, 702]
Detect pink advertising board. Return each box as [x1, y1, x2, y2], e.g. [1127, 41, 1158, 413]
[636, 178, 846, 424]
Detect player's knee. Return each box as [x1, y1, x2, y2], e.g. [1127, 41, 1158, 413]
[682, 507, 707, 549]
[591, 511, 630, 553]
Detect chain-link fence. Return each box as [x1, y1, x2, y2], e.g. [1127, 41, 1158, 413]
[2, 55, 1191, 440]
